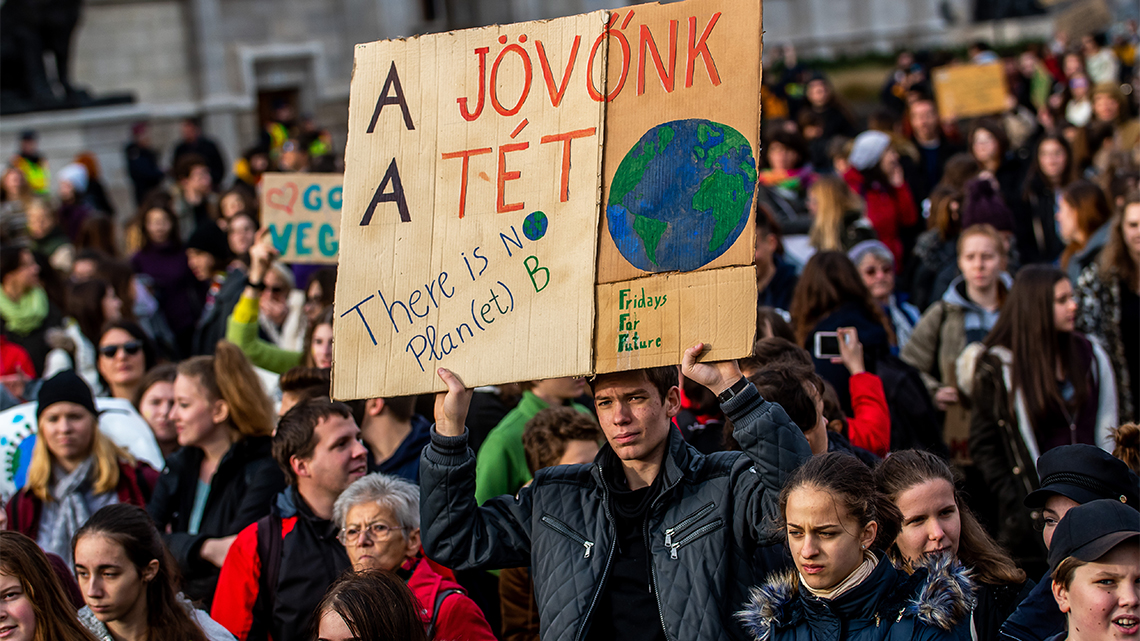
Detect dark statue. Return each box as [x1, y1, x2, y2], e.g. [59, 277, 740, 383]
[0, 0, 133, 114]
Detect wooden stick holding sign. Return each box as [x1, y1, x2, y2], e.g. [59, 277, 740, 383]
[260, 173, 343, 264]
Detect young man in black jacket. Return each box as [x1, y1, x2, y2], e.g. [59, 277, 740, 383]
[421, 343, 812, 641]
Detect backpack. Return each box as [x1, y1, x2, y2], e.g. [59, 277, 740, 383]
[249, 514, 283, 641]
[874, 353, 950, 457]
[251, 515, 462, 641]
[425, 588, 464, 640]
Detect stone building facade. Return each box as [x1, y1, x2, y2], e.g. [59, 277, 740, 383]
[0, 0, 1055, 217]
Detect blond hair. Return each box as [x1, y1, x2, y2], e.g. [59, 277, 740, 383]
[176, 341, 274, 438]
[27, 416, 133, 502]
[809, 175, 862, 252]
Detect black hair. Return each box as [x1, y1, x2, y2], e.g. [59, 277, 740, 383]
[748, 363, 823, 434]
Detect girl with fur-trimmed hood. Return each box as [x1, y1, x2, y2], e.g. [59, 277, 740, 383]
[874, 450, 1033, 641]
[736, 452, 975, 641]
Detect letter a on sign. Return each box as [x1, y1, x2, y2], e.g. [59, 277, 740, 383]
[360, 159, 411, 225]
[368, 61, 415, 133]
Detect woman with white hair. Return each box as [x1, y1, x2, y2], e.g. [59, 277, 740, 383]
[849, 239, 920, 351]
[332, 473, 496, 640]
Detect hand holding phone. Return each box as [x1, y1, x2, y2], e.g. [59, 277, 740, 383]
[813, 332, 841, 359]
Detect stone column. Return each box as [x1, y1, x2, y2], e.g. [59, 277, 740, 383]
[189, 0, 239, 181]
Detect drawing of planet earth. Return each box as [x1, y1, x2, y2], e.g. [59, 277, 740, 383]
[607, 119, 756, 272]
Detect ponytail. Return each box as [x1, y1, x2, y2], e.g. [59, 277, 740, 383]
[177, 342, 274, 439]
[213, 341, 274, 437]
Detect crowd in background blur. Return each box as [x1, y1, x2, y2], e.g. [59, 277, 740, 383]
[0, 19, 1138, 641]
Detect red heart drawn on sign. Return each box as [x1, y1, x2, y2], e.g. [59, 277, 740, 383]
[266, 183, 298, 214]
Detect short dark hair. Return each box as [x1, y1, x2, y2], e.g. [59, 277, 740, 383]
[345, 395, 416, 426]
[523, 407, 602, 473]
[279, 366, 331, 398]
[749, 336, 812, 368]
[766, 129, 810, 169]
[0, 244, 29, 280]
[173, 154, 209, 182]
[589, 365, 678, 405]
[748, 364, 823, 434]
[273, 398, 353, 485]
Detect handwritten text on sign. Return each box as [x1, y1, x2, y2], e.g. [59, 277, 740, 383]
[260, 173, 343, 264]
[333, 12, 607, 399]
[333, 0, 759, 400]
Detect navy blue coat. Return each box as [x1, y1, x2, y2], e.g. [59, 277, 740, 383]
[737, 555, 974, 641]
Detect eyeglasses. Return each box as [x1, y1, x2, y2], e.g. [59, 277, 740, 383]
[337, 522, 404, 545]
[266, 285, 288, 295]
[99, 341, 143, 358]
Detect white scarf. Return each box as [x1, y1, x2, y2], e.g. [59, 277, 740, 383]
[800, 551, 878, 600]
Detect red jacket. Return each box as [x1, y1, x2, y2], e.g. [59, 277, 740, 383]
[5, 460, 159, 540]
[846, 373, 891, 458]
[843, 167, 918, 266]
[406, 556, 496, 641]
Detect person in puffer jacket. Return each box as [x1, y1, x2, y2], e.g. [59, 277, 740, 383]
[421, 344, 813, 641]
[736, 452, 975, 641]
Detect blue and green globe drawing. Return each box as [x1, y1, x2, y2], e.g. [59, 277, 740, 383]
[523, 211, 548, 241]
[607, 119, 757, 272]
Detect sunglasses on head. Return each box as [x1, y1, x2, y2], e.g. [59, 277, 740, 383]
[99, 341, 143, 358]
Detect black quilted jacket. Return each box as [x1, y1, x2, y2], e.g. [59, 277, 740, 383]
[420, 383, 812, 641]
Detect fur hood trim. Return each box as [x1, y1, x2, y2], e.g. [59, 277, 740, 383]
[736, 555, 976, 641]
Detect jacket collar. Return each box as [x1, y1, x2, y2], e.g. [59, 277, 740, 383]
[736, 554, 976, 640]
[592, 423, 691, 496]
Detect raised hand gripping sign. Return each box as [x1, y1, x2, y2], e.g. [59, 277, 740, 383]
[260, 173, 343, 264]
[334, 0, 760, 399]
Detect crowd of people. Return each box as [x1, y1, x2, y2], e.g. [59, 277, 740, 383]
[0, 23, 1139, 641]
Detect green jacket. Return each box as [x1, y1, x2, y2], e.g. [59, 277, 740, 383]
[474, 391, 590, 505]
[225, 295, 302, 374]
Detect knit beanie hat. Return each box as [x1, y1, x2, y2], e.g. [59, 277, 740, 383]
[848, 131, 891, 171]
[57, 163, 89, 193]
[36, 370, 98, 421]
[186, 221, 231, 264]
[962, 177, 1015, 233]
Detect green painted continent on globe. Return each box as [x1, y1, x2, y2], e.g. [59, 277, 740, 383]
[607, 119, 756, 273]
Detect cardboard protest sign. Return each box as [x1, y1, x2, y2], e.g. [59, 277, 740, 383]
[333, 12, 607, 399]
[333, 0, 760, 399]
[260, 173, 343, 264]
[595, 266, 756, 373]
[591, 0, 761, 374]
[932, 63, 1008, 119]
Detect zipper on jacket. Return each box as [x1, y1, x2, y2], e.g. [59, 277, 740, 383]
[669, 518, 724, 559]
[540, 514, 594, 558]
[663, 501, 716, 546]
[645, 484, 677, 641]
[576, 464, 618, 641]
